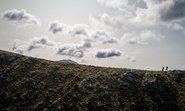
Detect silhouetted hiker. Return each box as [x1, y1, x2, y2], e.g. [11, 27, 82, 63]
[166, 66, 168, 71]
[162, 67, 164, 71]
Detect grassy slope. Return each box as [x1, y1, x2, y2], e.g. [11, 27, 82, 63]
[0, 50, 185, 111]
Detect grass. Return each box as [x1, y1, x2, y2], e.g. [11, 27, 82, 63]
[0, 50, 185, 111]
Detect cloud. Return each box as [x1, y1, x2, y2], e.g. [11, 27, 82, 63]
[82, 39, 92, 48]
[95, 0, 185, 30]
[69, 24, 89, 36]
[95, 49, 122, 58]
[57, 39, 93, 58]
[89, 13, 124, 31]
[12, 36, 54, 53]
[90, 30, 119, 44]
[102, 37, 118, 44]
[27, 37, 54, 51]
[12, 40, 24, 54]
[48, 20, 119, 46]
[57, 45, 85, 58]
[160, 0, 185, 21]
[131, 0, 185, 23]
[125, 55, 136, 62]
[97, 0, 144, 14]
[48, 21, 69, 34]
[12, 35, 92, 58]
[2, 9, 40, 26]
[97, 0, 125, 9]
[48, 21, 88, 36]
[122, 30, 164, 45]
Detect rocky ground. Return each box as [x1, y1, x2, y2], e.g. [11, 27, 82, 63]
[0, 50, 185, 111]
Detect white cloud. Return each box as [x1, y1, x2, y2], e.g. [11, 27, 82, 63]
[102, 37, 118, 44]
[90, 30, 119, 44]
[89, 13, 125, 31]
[48, 20, 119, 46]
[94, 0, 185, 32]
[68, 24, 89, 36]
[2, 9, 40, 26]
[131, 0, 185, 24]
[125, 55, 136, 62]
[131, 0, 170, 23]
[97, 0, 126, 9]
[122, 30, 164, 45]
[97, 0, 144, 16]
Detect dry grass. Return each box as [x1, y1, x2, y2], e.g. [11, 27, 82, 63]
[0, 50, 185, 111]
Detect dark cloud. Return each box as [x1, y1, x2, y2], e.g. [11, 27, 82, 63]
[161, 0, 185, 21]
[96, 49, 122, 58]
[143, 0, 185, 22]
[2, 9, 40, 26]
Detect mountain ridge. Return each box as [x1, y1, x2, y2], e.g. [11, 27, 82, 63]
[0, 50, 185, 111]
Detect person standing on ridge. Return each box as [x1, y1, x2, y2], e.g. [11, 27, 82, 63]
[166, 66, 168, 71]
[162, 67, 164, 71]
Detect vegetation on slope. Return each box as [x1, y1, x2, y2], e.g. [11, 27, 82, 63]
[0, 50, 185, 111]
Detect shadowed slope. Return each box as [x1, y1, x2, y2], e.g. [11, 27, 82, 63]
[0, 50, 185, 111]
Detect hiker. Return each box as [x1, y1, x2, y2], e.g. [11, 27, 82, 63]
[162, 67, 164, 71]
[166, 66, 168, 71]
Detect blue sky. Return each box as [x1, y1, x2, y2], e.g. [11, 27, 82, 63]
[0, 0, 185, 70]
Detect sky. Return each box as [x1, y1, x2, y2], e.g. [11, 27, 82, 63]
[0, 0, 185, 70]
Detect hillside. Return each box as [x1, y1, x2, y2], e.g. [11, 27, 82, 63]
[0, 50, 185, 111]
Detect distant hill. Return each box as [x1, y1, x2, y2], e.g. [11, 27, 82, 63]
[0, 50, 185, 111]
[59, 59, 78, 64]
